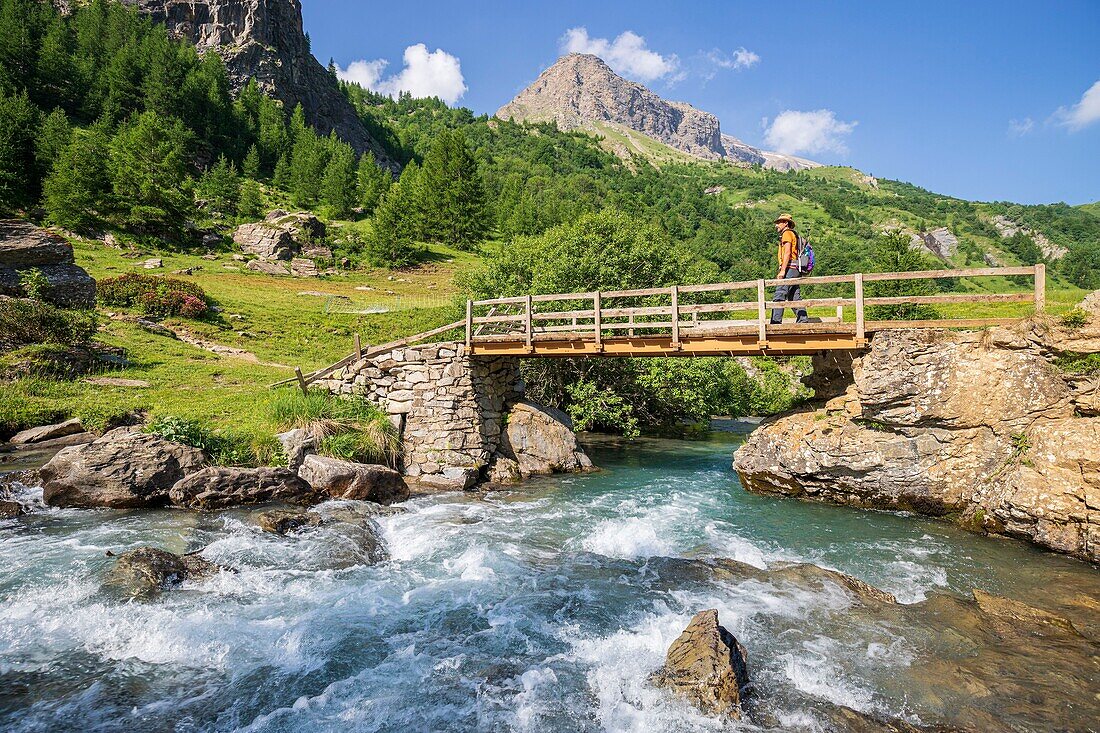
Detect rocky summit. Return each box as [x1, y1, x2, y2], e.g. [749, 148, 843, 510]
[120, 0, 395, 168]
[497, 53, 819, 171]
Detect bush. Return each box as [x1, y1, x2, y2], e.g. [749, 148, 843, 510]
[269, 388, 400, 465]
[1059, 308, 1089, 330]
[18, 268, 50, 300]
[0, 297, 98, 350]
[145, 414, 277, 467]
[98, 273, 210, 318]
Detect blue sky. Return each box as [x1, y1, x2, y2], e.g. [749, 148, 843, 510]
[303, 0, 1099, 205]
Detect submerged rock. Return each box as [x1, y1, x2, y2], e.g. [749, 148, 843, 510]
[40, 427, 206, 509]
[651, 609, 750, 719]
[298, 455, 409, 504]
[103, 546, 219, 598]
[734, 327, 1099, 562]
[169, 467, 318, 510]
[255, 508, 323, 535]
[0, 500, 26, 518]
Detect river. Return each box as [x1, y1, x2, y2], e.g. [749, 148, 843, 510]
[1, 428, 1097, 732]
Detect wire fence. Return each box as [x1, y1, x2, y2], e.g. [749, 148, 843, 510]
[322, 294, 454, 314]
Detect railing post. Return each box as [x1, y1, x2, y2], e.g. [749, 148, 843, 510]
[671, 285, 680, 350]
[525, 294, 533, 352]
[756, 279, 767, 347]
[854, 273, 865, 344]
[836, 305, 844, 323]
[1034, 263, 1046, 313]
[354, 333, 362, 362]
[628, 313, 635, 337]
[294, 367, 309, 396]
[465, 300, 472, 349]
[594, 291, 603, 351]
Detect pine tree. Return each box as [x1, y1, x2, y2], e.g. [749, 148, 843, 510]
[0, 89, 40, 212]
[273, 151, 291, 190]
[366, 176, 421, 267]
[237, 178, 264, 220]
[320, 138, 357, 218]
[35, 106, 72, 181]
[197, 154, 240, 218]
[108, 109, 193, 231]
[43, 125, 110, 230]
[357, 151, 391, 214]
[34, 10, 78, 112]
[418, 129, 488, 249]
[242, 144, 261, 179]
[288, 127, 327, 208]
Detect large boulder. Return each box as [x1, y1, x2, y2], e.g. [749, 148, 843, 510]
[40, 427, 207, 508]
[265, 211, 325, 241]
[297, 455, 409, 504]
[233, 222, 295, 260]
[9, 418, 85, 445]
[169, 467, 318, 510]
[493, 402, 594, 481]
[734, 328, 1099, 562]
[651, 609, 750, 719]
[102, 546, 219, 598]
[277, 428, 317, 471]
[0, 220, 95, 307]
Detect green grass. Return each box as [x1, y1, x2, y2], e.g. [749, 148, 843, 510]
[269, 388, 400, 466]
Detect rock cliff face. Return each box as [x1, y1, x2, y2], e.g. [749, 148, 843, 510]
[734, 320, 1100, 563]
[121, 0, 395, 168]
[498, 54, 820, 171]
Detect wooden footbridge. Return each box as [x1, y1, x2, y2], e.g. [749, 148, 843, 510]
[278, 264, 1046, 388]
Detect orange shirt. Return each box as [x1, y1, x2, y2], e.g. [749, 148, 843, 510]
[778, 229, 798, 270]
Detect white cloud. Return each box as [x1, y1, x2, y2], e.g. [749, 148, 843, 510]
[337, 44, 467, 105]
[763, 109, 857, 155]
[1008, 117, 1035, 137]
[1053, 80, 1100, 131]
[708, 47, 760, 71]
[561, 27, 679, 82]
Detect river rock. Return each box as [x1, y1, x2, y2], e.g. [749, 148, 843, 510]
[651, 609, 750, 719]
[0, 220, 96, 307]
[297, 455, 409, 504]
[0, 500, 26, 518]
[493, 402, 594, 481]
[169, 467, 318, 510]
[255, 508, 323, 535]
[277, 428, 317, 470]
[734, 328, 1099, 562]
[40, 427, 207, 508]
[103, 546, 219, 598]
[9, 418, 85, 445]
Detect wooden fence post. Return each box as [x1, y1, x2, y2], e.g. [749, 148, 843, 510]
[294, 367, 309, 395]
[465, 300, 473, 349]
[854, 273, 865, 344]
[354, 333, 362, 361]
[525, 294, 533, 352]
[594, 291, 603, 351]
[756, 279, 767, 347]
[1034, 263, 1046, 313]
[671, 285, 680, 350]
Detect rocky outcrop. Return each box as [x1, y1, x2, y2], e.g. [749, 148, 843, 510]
[103, 546, 220, 598]
[41, 427, 207, 508]
[235, 223, 295, 260]
[913, 227, 959, 259]
[497, 54, 820, 170]
[0, 220, 95, 307]
[120, 0, 395, 167]
[9, 418, 85, 445]
[734, 326, 1099, 562]
[235, 211, 327, 275]
[169, 466, 317, 509]
[651, 609, 750, 719]
[991, 214, 1067, 260]
[297, 455, 409, 504]
[488, 402, 593, 484]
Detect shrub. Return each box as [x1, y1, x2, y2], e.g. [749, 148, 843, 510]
[0, 297, 98, 351]
[1059, 308, 1089, 330]
[269, 388, 400, 466]
[18, 268, 50, 300]
[98, 273, 210, 318]
[145, 415, 275, 467]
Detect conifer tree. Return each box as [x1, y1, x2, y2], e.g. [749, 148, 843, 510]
[418, 129, 488, 249]
[43, 125, 110, 230]
[273, 151, 291, 190]
[320, 138, 358, 218]
[0, 89, 40, 212]
[35, 106, 71, 181]
[108, 109, 193, 231]
[357, 151, 391, 214]
[242, 144, 261, 179]
[198, 155, 240, 218]
[237, 178, 264, 220]
[366, 166, 422, 267]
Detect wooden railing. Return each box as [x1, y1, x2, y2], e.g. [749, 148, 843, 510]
[274, 264, 1046, 387]
[464, 264, 1046, 351]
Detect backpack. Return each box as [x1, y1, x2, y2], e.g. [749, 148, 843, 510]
[795, 232, 815, 273]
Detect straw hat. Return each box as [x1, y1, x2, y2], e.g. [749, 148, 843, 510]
[774, 213, 796, 227]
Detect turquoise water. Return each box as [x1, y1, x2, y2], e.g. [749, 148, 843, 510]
[1, 432, 1096, 732]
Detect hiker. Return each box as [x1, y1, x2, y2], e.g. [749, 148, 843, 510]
[770, 213, 808, 324]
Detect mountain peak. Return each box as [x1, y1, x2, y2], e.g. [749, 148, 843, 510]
[497, 53, 819, 171]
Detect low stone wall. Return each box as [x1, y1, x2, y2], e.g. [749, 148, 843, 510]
[316, 342, 523, 488]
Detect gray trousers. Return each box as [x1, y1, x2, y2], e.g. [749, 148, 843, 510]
[770, 267, 808, 324]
